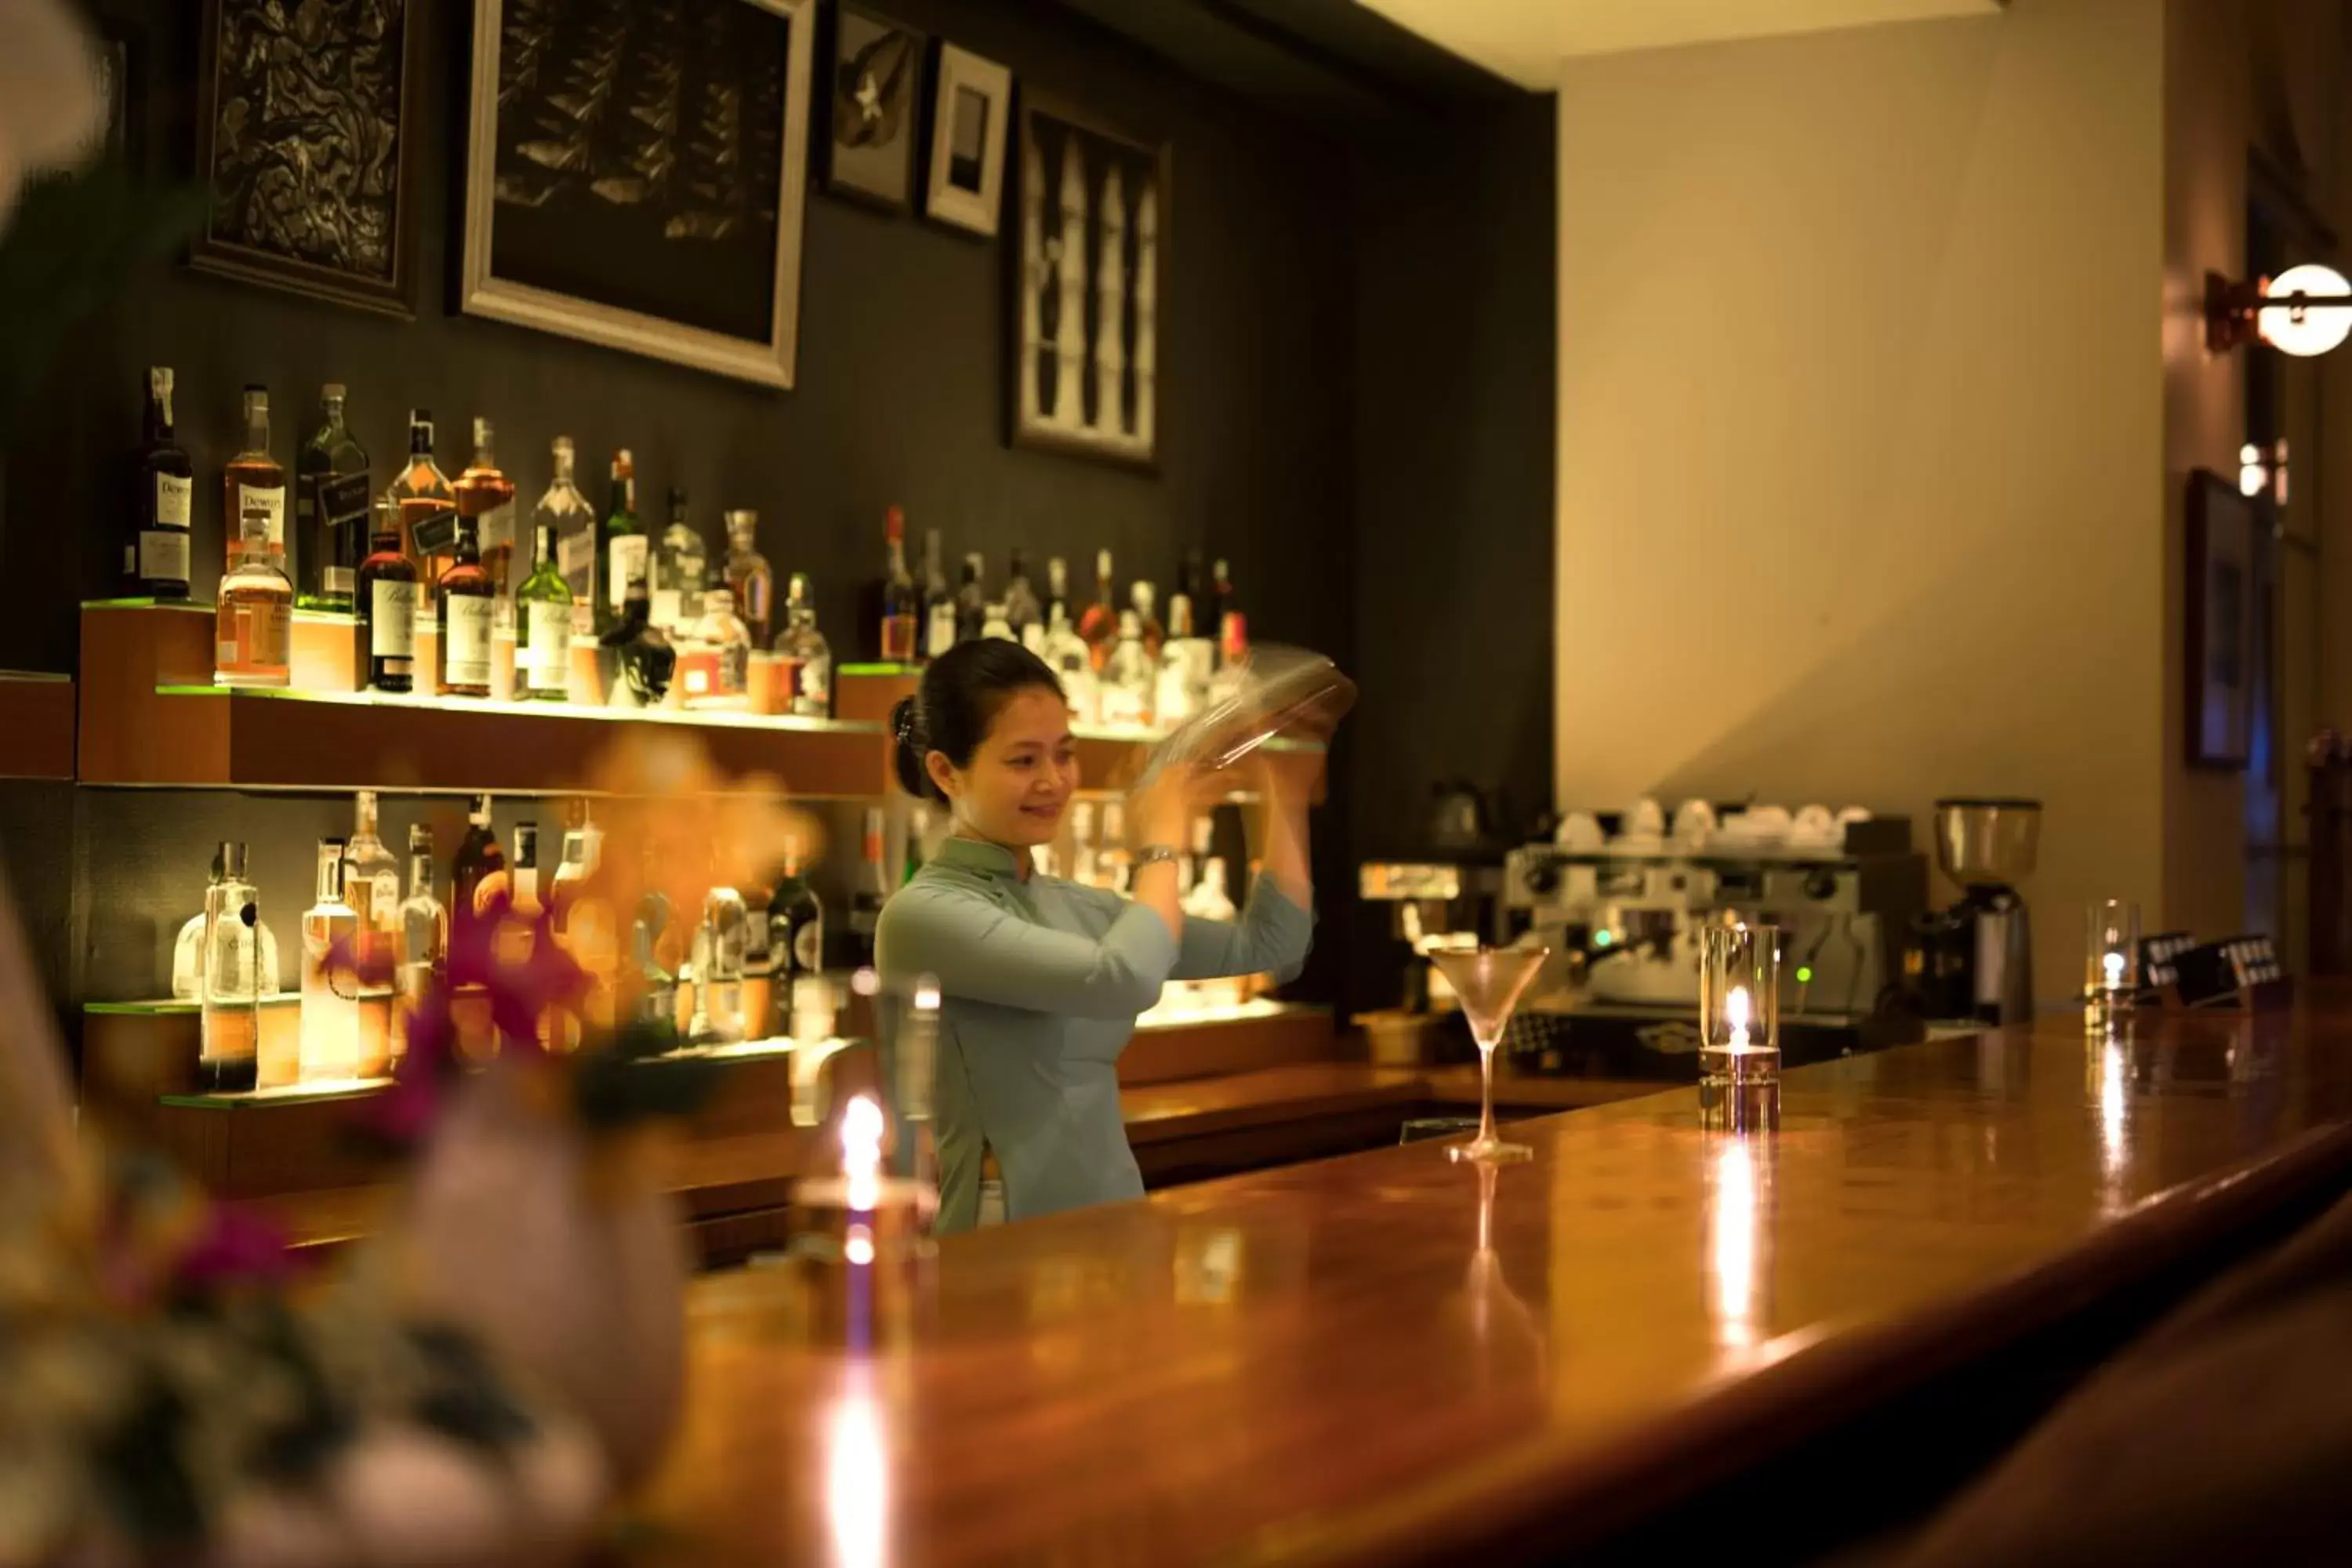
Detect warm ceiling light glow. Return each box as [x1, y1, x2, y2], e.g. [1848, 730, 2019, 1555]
[2257, 265, 2352, 357]
[2240, 444, 2267, 499]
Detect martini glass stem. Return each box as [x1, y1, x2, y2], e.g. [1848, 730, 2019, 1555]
[1477, 1036, 1499, 1148]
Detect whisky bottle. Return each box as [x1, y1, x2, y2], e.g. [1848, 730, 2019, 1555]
[849, 807, 888, 965]
[455, 418, 517, 627]
[394, 824, 447, 1062]
[722, 510, 774, 646]
[774, 572, 832, 718]
[436, 512, 494, 699]
[451, 793, 505, 930]
[679, 583, 753, 711]
[343, 790, 402, 1076]
[515, 521, 575, 702]
[129, 366, 192, 599]
[767, 836, 824, 1018]
[199, 844, 264, 1094]
[299, 837, 361, 1084]
[1006, 549, 1044, 649]
[920, 528, 955, 662]
[390, 411, 457, 607]
[294, 383, 369, 612]
[215, 514, 293, 688]
[955, 553, 987, 644]
[601, 449, 644, 636]
[600, 554, 675, 709]
[870, 505, 918, 663]
[691, 855, 748, 1042]
[1078, 549, 1119, 670]
[650, 485, 706, 634]
[221, 384, 285, 574]
[532, 437, 599, 637]
[1130, 580, 1165, 661]
[354, 498, 419, 693]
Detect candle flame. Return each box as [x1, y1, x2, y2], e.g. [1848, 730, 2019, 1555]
[2102, 951, 2125, 989]
[1726, 985, 1751, 1047]
[843, 1093, 884, 1212]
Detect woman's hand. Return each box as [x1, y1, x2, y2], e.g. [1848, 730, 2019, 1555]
[1127, 761, 1197, 851]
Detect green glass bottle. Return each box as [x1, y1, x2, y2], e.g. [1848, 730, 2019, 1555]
[515, 521, 573, 702]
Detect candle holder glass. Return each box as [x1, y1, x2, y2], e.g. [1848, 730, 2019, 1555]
[1699, 922, 1780, 1130]
[2084, 899, 2140, 1030]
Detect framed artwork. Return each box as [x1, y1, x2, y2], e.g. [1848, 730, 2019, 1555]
[461, 0, 816, 390]
[924, 43, 1011, 238]
[191, 0, 421, 318]
[823, 4, 924, 210]
[1011, 95, 1166, 469]
[2187, 468, 2256, 770]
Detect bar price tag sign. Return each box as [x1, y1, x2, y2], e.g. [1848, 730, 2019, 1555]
[409, 506, 461, 557]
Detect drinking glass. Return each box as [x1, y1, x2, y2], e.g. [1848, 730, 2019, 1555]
[2084, 898, 2140, 1029]
[1700, 922, 1781, 1130]
[1425, 946, 1548, 1163]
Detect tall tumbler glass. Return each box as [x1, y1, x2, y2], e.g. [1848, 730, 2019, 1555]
[1700, 922, 1781, 1131]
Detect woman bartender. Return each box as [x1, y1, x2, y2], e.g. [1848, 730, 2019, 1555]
[876, 640, 1316, 1233]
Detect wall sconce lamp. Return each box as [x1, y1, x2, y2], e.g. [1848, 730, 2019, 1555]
[2207, 265, 2352, 356]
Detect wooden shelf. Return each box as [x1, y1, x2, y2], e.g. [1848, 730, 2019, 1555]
[0, 670, 74, 780]
[78, 601, 888, 794]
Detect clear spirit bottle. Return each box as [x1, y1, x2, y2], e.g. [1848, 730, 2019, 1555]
[435, 513, 495, 699]
[343, 791, 402, 1076]
[680, 584, 752, 711]
[1156, 577, 1214, 730]
[454, 418, 517, 626]
[651, 485, 707, 635]
[982, 601, 1014, 641]
[955, 552, 987, 643]
[354, 498, 418, 694]
[300, 837, 361, 1083]
[199, 845, 266, 1093]
[130, 366, 192, 599]
[389, 410, 456, 608]
[1044, 555, 1073, 629]
[1042, 603, 1097, 724]
[1101, 609, 1156, 728]
[221, 383, 285, 574]
[722, 510, 774, 647]
[691, 858, 748, 1043]
[516, 520, 575, 702]
[295, 383, 369, 612]
[395, 824, 447, 1063]
[774, 572, 832, 717]
[532, 437, 599, 637]
[176, 841, 284, 1002]
[1005, 549, 1043, 648]
[1130, 580, 1166, 661]
[601, 449, 643, 637]
[216, 514, 293, 688]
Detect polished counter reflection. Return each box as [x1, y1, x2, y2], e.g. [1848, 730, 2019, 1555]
[644, 1001, 2352, 1566]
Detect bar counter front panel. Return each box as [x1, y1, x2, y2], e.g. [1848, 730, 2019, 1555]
[644, 1000, 2352, 1565]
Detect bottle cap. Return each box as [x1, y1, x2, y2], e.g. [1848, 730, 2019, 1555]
[323, 383, 347, 401]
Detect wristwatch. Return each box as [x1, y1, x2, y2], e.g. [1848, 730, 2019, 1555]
[1131, 844, 1181, 872]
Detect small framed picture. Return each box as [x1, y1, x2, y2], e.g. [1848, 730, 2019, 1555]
[824, 4, 924, 211]
[2186, 468, 2257, 770]
[924, 44, 1011, 238]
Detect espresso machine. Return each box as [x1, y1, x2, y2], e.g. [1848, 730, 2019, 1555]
[1499, 800, 1929, 1079]
[1907, 797, 2039, 1025]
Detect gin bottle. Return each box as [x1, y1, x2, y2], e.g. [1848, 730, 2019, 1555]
[299, 837, 361, 1083]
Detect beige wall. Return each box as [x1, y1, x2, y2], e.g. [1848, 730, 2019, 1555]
[1555, 0, 2169, 995]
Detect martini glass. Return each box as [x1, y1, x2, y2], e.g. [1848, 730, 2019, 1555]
[1427, 946, 1549, 1163]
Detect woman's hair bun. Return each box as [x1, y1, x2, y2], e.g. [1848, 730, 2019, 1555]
[889, 695, 938, 800]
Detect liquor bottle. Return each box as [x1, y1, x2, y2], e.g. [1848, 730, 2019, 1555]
[129, 366, 192, 599]
[1156, 575, 1214, 729]
[1101, 609, 1155, 728]
[1042, 603, 1098, 724]
[395, 824, 447, 1062]
[722, 510, 775, 647]
[633, 841, 680, 1032]
[173, 842, 284, 1001]
[390, 410, 457, 606]
[436, 510, 495, 699]
[903, 805, 930, 886]
[199, 844, 265, 1093]
[221, 384, 285, 574]
[981, 601, 1014, 641]
[774, 572, 832, 718]
[1078, 549, 1119, 670]
[533, 437, 600, 637]
[1130, 580, 1166, 661]
[295, 383, 369, 612]
[455, 418, 517, 625]
[343, 790, 402, 1077]
[872, 504, 918, 663]
[920, 528, 956, 662]
[1044, 556, 1073, 629]
[548, 800, 601, 936]
[354, 497, 419, 694]
[768, 835, 824, 1010]
[1214, 609, 1251, 691]
[679, 583, 753, 710]
[1168, 551, 1201, 646]
[954, 552, 987, 644]
[515, 521, 575, 702]
[848, 807, 888, 963]
[1004, 549, 1043, 648]
[299, 837, 361, 1083]
[452, 794, 505, 930]
[649, 486, 707, 635]
[601, 449, 643, 636]
[1209, 557, 1236, 633]
[600, 555, 675, 709]
[691, 857, 748, 1042]
[215, 513, 293, 688]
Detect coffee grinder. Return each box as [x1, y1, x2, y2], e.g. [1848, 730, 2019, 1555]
[1908, 798, 2040, 1024]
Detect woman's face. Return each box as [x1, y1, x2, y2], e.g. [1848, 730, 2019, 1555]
[927, 686, 1079, 848]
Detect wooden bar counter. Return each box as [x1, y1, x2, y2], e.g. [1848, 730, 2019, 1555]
[637, 996, 2352, 1564]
